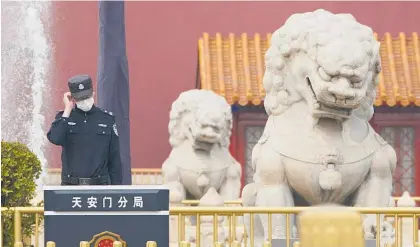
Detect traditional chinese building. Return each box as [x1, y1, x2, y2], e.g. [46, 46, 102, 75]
[197, 32, 420, 196]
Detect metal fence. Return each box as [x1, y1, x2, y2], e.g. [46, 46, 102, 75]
[5, 169, 420, 247]
[23, 240, 282, 247]
[27, 241, 420, 247]
[16, 240, 157, 247]
[2, 206, 420, 247]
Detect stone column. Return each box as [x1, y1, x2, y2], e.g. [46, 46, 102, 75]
[397, 191, 416, 247]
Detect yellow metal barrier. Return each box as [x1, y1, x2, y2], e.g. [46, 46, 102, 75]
[113, 241, 122, 247]
[170, 207, 419, 247]
[263, 241, 272, 247]
[41, 241, 144, 247]
[146, 241, 157, 247]
[180, 241, 190, 247]
[46, 241, 55, 247]
[2, 206, 420, 247]
[79, 241, 89, 247]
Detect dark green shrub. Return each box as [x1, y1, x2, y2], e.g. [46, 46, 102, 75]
[1, 141, 43, 247]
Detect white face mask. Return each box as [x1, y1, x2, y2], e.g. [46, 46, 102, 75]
[76, 97, 94, 112]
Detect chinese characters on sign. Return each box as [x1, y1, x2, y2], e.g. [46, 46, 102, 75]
[72, 197, 82, 208]
[71, 196, 143, 209]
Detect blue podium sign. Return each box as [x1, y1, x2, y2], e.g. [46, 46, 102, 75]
[44, 186, 169, 247]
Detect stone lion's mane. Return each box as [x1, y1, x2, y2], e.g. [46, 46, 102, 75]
[263, 9, 381, 120]
[168, 89, 233, 148]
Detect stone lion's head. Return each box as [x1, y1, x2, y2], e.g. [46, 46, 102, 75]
[264, 9, 381, 122]
[168, 89, 232, 151]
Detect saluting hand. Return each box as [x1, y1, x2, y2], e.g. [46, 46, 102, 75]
[63, 92, 73, 109]
[62, 92, 73, 117]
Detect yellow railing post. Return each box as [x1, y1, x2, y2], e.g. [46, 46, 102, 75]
[13, 209, 22, 244]
[214, 242, 224, 247]
[232, 241, 241, 247]
[46, 241, 56, 247]
[80, 241, 89, 247]
[113, 241, 122, 247]
[35, 214, 39, 247]
[414, 214, 419, 245]
[180, 241, 191, 247]
[263, 241, 272, 247]
[1, 215, 3, 247]
[13, 242, 23, 247]
[146, 241, 157, 247]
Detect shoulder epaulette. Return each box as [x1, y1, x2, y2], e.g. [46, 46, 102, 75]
[99, 108, 114, 117]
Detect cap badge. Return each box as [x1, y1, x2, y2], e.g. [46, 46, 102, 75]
[79, 84, 84, 90]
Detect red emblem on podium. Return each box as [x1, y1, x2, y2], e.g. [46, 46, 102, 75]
[90, 231, 126, 247]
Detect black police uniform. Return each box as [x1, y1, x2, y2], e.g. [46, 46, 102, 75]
[47, 75, 122, 185]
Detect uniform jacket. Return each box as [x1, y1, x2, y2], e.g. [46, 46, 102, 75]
[47, 105, 122, 185]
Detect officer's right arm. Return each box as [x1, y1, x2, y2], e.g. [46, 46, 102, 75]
[46, 111, 68, 146]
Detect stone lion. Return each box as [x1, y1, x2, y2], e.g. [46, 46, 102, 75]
[241, 9, 396, 244]
[162, 89, 242, 204]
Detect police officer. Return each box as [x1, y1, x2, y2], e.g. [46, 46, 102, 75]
[47, 75, 122, 185]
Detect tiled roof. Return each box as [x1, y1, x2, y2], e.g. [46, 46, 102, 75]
[198, 32, 420, 107]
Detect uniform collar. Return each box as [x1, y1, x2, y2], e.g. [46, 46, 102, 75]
[75, 104, 99, 114]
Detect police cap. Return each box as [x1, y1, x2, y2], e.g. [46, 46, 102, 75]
[68, 75, 93, 101]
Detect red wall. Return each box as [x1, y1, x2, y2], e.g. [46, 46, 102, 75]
[49, 1, 420, 168]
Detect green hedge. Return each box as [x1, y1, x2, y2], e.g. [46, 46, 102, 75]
[1, 141, 43, 247]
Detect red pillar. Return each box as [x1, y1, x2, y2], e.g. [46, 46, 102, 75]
[370, 115, 383, 134]
[229, 112, 245, 190]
